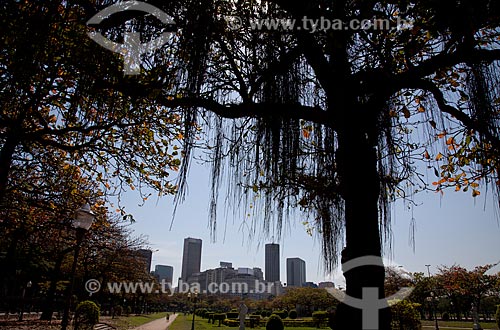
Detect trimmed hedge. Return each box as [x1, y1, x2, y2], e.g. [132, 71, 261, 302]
[283, 320, 318, 327]
[272, 310, 288, 319]
[266, 314, 284, 330]
[312, 311, 329, 328]
[213, 313, 227, 326]
[227, 312, 240, 319]
[289, 310, 298, 320]
[224, 319, 240, 327]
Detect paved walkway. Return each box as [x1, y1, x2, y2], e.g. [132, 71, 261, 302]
[132, 313, 178, 330]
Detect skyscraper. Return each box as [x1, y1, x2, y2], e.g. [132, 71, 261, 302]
[181, 237, 202, 281]
[137, 249, 153, 273]
[155, 265, 174, 285]
[265, 243, 280, 282]
[286, 257, 306, 287]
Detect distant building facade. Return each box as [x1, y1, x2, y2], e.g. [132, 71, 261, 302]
[138, 249, 153, 273]
[181, 237, 202, 281]
[253, 267, 264, 281]
[265, 243, 280, 282]
[318, 281, 335, 289]
[154, 265, 174, 285]
[286, 257, 306, 287]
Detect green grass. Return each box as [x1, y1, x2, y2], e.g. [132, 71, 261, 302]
[169, 314, 500, 330]
[169, 314, 322, 330]
[421, 320, 498, 329]
[103, 312, 168, 330]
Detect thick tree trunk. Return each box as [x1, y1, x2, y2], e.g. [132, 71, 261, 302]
[40, 246, 74, 321]
[333, 124, 390, 330]
[40, 255, 64, 321]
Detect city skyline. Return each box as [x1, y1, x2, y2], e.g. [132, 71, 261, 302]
[126, 160, 500, 285]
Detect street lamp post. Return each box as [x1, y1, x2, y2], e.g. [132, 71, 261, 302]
[188, 290, 198, 330]
[425, 265, 439, 330]
[18, 280, 32, 321]
[61, 204, 95, 330]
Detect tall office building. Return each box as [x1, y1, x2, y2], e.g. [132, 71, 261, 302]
[265, 243, 280, 282]
[286, 257, 306, 287]
[181, 237, 202, 281]
[155, 265, 174, 285]
[138, 249, 153, 273]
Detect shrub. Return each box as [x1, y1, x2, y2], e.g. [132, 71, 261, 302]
[266, 314, 284, 330]
[328, 311, 335, 329]
[125, 306, 132, 316]
[207, 312, 215, 323]
[262, 310, 271, 317]
[289, 310, 298, 320]
[113, 305, 123, 317]
[250, 315, 262, 328]
[73, 300, 100, 330]
[283, 320, 317, 327]
[312, 311, 329, 328]
[272, 310, 288, 319]
[213, 313, 227, 326]
[390, 300, 421, 330]
[495, 305, 500, 329]
[441, 312, 450, 321]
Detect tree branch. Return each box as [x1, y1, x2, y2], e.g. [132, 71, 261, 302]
[411, 79, 500, 151]
[156, 94, 331, 126]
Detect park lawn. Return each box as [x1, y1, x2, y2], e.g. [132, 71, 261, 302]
[103, 312, 168, 329]
[421, 320, 498, 329]
[170, 314, 323, 330]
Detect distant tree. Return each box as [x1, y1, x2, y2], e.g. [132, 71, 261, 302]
[276, 287, 337, 313]
[436, 264, 498, 320]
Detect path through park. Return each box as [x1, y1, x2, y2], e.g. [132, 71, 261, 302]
[132, 313, 178, 330]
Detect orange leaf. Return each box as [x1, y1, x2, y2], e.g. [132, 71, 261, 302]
[436, 153, 443, 161]
[302, 129, 311, 139]
[402, 106, 411, 119]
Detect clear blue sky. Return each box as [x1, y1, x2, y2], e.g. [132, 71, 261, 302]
[121, 160, 500, 286]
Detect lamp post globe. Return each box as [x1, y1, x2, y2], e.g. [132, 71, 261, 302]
[73, 203, 95, 230]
